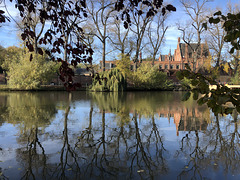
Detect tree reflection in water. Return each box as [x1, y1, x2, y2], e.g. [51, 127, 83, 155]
[0, 92, 58, 179]
[176, 112, 240, 180]
[0, 91, 239, 179]
[54, 92, 83, 179]
[129, 111, 168, 179]
[72, 92, 170, 179]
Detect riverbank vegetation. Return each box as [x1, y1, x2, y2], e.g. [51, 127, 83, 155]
[89, 59, 174, 92]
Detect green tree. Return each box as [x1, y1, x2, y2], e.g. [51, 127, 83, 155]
[7, 50, 58, 89]
[231, 72, 240, 85]
[133, 62, 173, 90]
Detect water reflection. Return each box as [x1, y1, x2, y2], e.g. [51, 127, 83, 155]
[0, 91, 239, 179]
[176, 114, 240, 180]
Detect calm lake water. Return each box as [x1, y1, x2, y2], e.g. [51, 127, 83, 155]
[0, 91, 239, 180]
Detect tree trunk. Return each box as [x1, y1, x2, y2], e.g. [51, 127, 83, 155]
[152, 51, 157, 66]
[102, 38, 106, 71]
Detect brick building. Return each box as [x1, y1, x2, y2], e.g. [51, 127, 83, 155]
[100, 37, 209, 73]
[157, 37, 209, 72]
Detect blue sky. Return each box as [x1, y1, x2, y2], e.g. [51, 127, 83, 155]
[0, 0, 239, 61]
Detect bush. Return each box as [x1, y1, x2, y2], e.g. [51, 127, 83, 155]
[132, 63, 172, 90]
[7, 51, 58, 90]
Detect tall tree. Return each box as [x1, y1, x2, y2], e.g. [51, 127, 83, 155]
[39, 0, 92, 89]
[206, 17, 226, 68]
[205, 1, 239, 72]
[146, 11, 168, 66]
[178, 0, 210, 72]
[86, 0, 115, 71]
[108, 17, 134, 59]
[130, 3, 152, 71]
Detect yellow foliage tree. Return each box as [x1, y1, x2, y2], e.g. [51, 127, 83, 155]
[222, 63, 230, 74]
[203, 55, 212, 73]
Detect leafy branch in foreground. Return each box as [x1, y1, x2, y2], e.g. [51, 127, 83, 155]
[177, 10, 240, 116]
[203, 11, 240, 54]
[177, 65, 240, 116]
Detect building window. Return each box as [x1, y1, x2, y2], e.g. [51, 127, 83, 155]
[159, 65, 162, 69]
[165, 65, 168, 69]
[176, 65, 179, 69]
[170, 65, 173, 69]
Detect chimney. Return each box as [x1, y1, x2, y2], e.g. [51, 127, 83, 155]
[178, 37, 180, 44]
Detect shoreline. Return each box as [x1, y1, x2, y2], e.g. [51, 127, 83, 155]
[0, 84, 187, 92]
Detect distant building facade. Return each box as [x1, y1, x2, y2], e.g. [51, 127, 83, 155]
[100, 37, 209, 73]
[157, 37, 209, 72]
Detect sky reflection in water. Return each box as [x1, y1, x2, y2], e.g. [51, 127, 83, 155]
[0, 91, 239, 180]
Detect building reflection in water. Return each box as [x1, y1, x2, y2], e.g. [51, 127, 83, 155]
[157, 106, 208, 136]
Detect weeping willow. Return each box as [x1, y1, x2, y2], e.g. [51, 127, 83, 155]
[89, 69, 127, 92]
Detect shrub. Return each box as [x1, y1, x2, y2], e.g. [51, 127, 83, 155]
[7, 51, 58, 90]
[132, 63, 172, 90]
